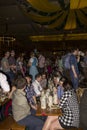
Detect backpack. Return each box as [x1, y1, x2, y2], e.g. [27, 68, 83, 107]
[62, 53, 71, 70]
[0, 99, 12, 122]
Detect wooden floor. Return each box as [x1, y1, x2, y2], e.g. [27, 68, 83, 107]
[0, 116, 25, 130]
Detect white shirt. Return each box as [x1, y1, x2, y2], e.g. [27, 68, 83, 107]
[32, 80, 42, 96]
[0, 73, 10, 92]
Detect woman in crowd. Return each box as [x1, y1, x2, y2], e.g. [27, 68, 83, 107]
[42, 79, 79, 130]
[28, 52, 38, 81]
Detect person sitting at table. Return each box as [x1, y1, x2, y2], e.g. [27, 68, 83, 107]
[42, 79, 79, 130]
[0, 71, 10, 93]
[8, 72, 23, 99]
[32, 74, 42, 102]
[12, 77, 44, 130]
[25, 73, 37, 115]
[40, 72, 47, 89]
[57, 77, 65, 101]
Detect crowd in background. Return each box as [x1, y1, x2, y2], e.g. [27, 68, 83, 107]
[0, 48, 87, 130]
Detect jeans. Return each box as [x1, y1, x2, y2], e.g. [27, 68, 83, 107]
[17, 114, 44, 130]
[71, 75, 79, 90]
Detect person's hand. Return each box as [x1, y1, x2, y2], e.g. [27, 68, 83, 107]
[74, 74, 78, 79]
[31, 104, 37, 110]
[8, 86, 16, 99]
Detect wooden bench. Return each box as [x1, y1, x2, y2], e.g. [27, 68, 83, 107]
[0, 116, 25, 130]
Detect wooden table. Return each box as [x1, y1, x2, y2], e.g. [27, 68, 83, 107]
[36, 104, 62, 116]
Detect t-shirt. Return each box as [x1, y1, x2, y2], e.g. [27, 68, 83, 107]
[1, 57, 10, 72]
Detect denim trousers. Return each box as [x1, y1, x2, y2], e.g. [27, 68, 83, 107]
[17, 114, 44, 130]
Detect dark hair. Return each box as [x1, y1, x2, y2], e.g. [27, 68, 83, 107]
[63, 79, 73, 91]
[15, 77, 27, 89]
[12, 73, 24, 86]
[71, 48, 79, 53]
[59, 77, 66, 83]
[35, 73, 41, 79]
[25, 73, 32, 79]
[41, 72, 47, 77]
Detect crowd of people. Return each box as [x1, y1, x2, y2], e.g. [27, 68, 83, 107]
[0, 48, 87, 130]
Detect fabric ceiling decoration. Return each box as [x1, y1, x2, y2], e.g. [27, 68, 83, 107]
[17, 0, 87, 30]
[64, 10, 76, 29]
[70, 0, 87, 9]
[26, 0, 60, 12]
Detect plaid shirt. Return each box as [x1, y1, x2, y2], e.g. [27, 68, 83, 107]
[59, 89, 79, 127]
[25, 85, 36, 105]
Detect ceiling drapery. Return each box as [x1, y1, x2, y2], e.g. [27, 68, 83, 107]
[17, 0, 87, 30]
[70, 0, 87, 9]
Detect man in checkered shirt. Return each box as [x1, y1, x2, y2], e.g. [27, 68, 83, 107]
[25, 74, 37, 115]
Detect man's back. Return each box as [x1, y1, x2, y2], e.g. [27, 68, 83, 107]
[12, 89, 30, 121]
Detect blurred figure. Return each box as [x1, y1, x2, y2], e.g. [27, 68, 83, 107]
[1, 51, 14, 82]
[32, 74, 42, 103]
[57, 77, 65, 101]
[84, 51, 87, 65]
[25, 74, 37, 115]
[0, 71, 10, 93]
[69, 48, 79, 90]
[38, 53, 45, 74]
[80, 89, 87, 130]
[40, 73, 47, 89]
[8, 50, 16, 79]
[28, 52, 38, 81]
[8, 50, 16, 72]
[16, 55, 25, 76]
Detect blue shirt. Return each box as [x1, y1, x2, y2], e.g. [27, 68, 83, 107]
[57, 85, 64, 100]
[25, 85, 36, 105]
[69, 54, 79, 76]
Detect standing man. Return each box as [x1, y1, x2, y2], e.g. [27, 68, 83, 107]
[8, 50, 16, 72]
[69, 48, 79, 90]
[8, 50, 16, 79]
[1, 51, 13, 82]
[38, 53, 45, 74]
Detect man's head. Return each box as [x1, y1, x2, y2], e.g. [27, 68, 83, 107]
[25, 73, 32, 84]
[35, 74, 42, 82]
[11, 50, 15, 57]
[72, 48, 79, 56]
[15, 77, 27, 90]
[5, 51, 10, 58]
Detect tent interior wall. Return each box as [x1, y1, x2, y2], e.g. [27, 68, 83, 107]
[0, 39, 87, 57]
